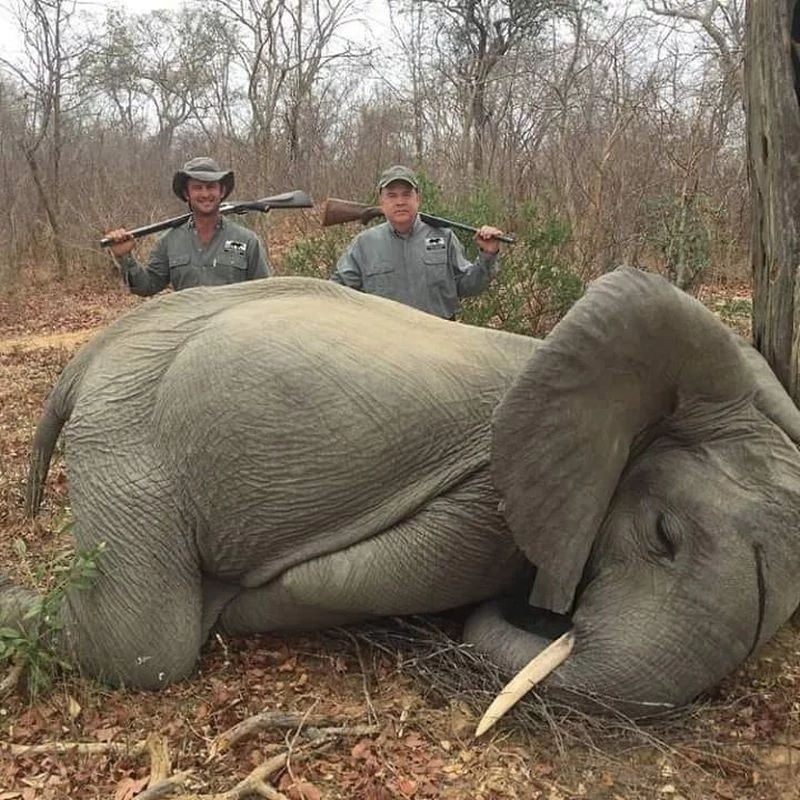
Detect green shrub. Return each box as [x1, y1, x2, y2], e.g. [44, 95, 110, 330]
[0, 524, 106, 697]
[281, 225, 352, 279]
[454, 194, 583, 336]
[640, 191, 718, 294]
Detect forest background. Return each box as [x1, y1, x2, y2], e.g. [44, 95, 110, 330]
[0, 0, 749, 331]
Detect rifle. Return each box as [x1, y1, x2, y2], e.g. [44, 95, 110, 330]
[99, 190, 314, 248]
[321, 197, 516, 244]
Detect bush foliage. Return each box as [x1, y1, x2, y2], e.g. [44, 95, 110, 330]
[282, 176, 584, 337]
[0, 521, 106, 698]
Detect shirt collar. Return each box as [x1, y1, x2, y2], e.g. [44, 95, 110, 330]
[389, 214, 421, 238]
[188, 215, 225, 230]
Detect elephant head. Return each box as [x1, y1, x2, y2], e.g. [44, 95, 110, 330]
[467, 267, 800, 720]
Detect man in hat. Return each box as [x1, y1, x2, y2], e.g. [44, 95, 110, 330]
[330, 164, 505, 319]
[105, 157, 270, 296]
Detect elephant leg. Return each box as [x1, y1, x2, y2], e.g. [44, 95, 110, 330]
[220, 469, 526, 635]
[61, 556, 203, 689]
[63, 474, 204, 689]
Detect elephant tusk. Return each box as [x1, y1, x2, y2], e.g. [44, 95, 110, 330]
[474, 630, 575, 738]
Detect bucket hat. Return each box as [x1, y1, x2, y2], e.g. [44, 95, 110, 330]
[172, 157, 235, 201]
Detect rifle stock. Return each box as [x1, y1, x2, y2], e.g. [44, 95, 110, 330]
[100, 190, 314, 248]
[321, 197, 515, 244]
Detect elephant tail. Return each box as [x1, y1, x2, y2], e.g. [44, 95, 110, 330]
[25, 399, 68, 516]
[24, 349, 88, 516]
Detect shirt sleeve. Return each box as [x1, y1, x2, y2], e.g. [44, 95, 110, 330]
[449, 232, 498, 298]
[247, 237, 271, 279]
[330, 239, 364, 289]
[115, 237, 171, 297]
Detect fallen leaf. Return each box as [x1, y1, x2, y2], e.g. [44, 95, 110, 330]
[278, 776, 322, 800]
[113, 777, 148, 800]
[93, 727, 121, 743]
[351, 739, 373, 760]
[66, 696, 81, 721]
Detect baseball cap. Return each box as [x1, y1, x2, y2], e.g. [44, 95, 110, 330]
[377, 165, 419, 192]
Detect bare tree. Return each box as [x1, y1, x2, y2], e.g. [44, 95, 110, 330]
[0, 0, 87, 279]
[414, 0, 577, 178]
[280, 0, 366, 180]
[745, 0, 800, 399]
[209, 0, 365, 186]
[645, 0, 745, 144]
[78, 7, 146, 138]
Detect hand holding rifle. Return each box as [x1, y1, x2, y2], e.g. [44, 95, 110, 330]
[105, 228, 137, 258]
[474, 225, 506, 254]
[320, 197, 516, 245]
[100, 191, 314, 253]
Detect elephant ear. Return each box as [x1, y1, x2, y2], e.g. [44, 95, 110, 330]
[492, 267, 754, 614]
[737, 338, 800, 445]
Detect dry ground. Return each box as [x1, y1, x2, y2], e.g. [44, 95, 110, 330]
[0, 279, 799, 800]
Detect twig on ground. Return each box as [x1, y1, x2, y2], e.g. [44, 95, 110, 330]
[147, 734, 172, 785]
[170, 751, 291, 800]
[337, 627, 379, 725]
[135, 770, 193, 800]
[209, 710, 379, 757]
[213, 753, 291, 800]
[8, 740, 148, 757]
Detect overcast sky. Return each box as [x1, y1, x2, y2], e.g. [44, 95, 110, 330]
[0, 0, 389, 62]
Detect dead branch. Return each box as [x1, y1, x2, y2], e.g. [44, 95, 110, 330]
[147, 734, 172, 784]
[8, 739, 148, 757]
[210, 709, 378, 756]
[170, 752, 290, 800]
[215, 754, 291, 800]
[135, 771, 193, 800]
[338, 627, 379, 724]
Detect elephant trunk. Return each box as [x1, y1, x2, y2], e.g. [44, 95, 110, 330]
[464, 599, 691, 728]
[0, 575, 42, 639]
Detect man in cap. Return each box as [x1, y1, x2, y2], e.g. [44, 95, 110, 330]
[105, 157, 270, 296]
[330, 164, 505, 319]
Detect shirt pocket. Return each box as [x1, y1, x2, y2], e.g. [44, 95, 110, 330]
[422, 249, 450, 287]
[362, 262, 396, 295]
[215, 251, 249, 282]
[168, 254, 192, 279]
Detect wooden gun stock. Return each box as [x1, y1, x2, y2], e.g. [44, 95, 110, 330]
[321, 197, 515, 244]
[100, 190, 314, 248]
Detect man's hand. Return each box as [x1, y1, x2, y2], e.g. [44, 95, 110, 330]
[104, 229, 136, 258]
[475, 225, 504, 254]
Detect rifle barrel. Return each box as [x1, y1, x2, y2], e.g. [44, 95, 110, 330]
[418, 212, 516, 244]
[100, 191, 314, 249]
[99, 215, 191, 248]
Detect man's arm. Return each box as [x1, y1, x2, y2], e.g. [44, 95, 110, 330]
[114, 236, 171, 297]
[330, 239, 364, 289]
[449, 231, 499, 298]
[247, 237, 271, 279]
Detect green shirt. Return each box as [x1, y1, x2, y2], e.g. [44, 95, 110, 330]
[117, 216, 270, 296]
[330, 216, 497, 319]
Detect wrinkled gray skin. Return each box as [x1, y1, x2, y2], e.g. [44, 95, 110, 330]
[5, 267, 800, 716]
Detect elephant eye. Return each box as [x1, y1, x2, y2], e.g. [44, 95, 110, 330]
[653, 512, 678, 561]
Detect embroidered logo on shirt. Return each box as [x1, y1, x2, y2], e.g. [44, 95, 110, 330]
[224, 240, 247, 255]
[425, 237, 446, 251]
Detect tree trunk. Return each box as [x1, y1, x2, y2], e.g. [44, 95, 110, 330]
[746, 0, 800, 399]
[23, 146, 67, 281]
